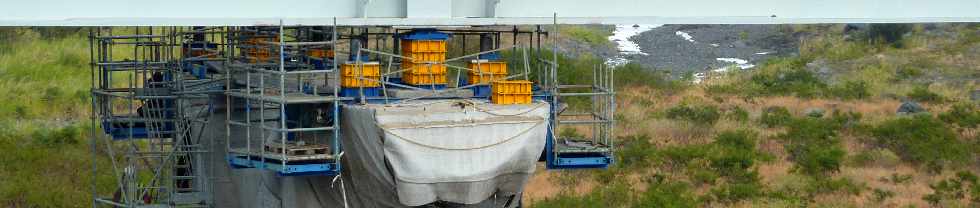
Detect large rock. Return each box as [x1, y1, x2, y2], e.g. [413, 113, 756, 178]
[896, 101, 926, 115]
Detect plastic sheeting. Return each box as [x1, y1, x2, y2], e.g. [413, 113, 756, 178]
[208, 98, 549, 207]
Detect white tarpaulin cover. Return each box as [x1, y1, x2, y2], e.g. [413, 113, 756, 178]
[370, 99, 549, 206]
[209, 98, 549, 207]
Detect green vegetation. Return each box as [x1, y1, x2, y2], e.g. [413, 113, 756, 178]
[923, 171, 980, 207]
[872, 114, 971, 171]
[665, 104, 721, 126]
[906, 85, 946, 103]
[759, 106, 793, 128]
[938, 102, 980, 128]
[0, 27, 116, 207]
[780, 117, 845, 177]
[560, 25, 615, 48]
[532, 23, 979, 208]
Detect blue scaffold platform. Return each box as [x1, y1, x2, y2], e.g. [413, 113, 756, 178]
[227, 154, 340, 176]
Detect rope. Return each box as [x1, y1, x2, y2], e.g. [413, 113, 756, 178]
[469, 101, 547, 117]
[379, 119, 546, 150]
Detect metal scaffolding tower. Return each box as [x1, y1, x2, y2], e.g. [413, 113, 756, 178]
[90, 26, 216, 207]
[223, 24, 345, 176]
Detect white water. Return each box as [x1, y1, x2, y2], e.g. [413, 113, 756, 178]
[606, 24, 662, 66]
[675, 31, 696, 43]
[693, 58, 756, 84]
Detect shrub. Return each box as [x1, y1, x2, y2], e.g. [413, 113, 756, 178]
[865, 24, 912, 47]
[32, 125, 80, 146]
[871, 188, 896, 203]
[793, 145, 846, 177]
[760, 106, 793, 127]
[660, 130, 768, 204]
[827, 80, 870, 100]
[665, 104, 721, 126]
[806, 177, 865, 196]
[726, 106, 750, 122]
[906, 85, 945, 103]
[782, 118, 845, 176]
[749, 67, 826, 98]
[615, 134, 656, 170]
[938, 102, 980, 128]
[850, 148, 901, 168]
[872, 114, 970, 170]
[711, 182, 763, 204]
[636, 178, 699, 208]
[828, 110, 863, 129]
[923, 171, 980, 207]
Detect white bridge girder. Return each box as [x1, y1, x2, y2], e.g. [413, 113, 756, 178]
[1, 0, 978, 26]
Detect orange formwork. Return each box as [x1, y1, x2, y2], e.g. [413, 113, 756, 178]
[306, 49, 334, 58]
[341, 63, 382, 87]
[401, 40, 447, 53]
[402, 72, 447, 85]
[467, 60, 508, 84]
[468, 60, 508, 74]
[491, 80, 533, 104]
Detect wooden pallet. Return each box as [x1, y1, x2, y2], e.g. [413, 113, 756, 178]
[230, 147, 334, 162]
[263, 142, 329, 156]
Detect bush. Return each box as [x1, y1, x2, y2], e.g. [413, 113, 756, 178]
[806, 177, 865, 196]
[615, 134, 656, 170]
[781, 118, 845, 176]
[827, 80, 870, 100]
[665, 104, 721, 126]
[637, 177, 700, 208]
[749, 67, 826, 98]
[865, 24, 912, 47]
[923, 171, 980, 207]
[938, 102, 980, 128]
[872, 114, 970, 170]
[760, 106, 793, 128]
[828, 110, 863, 129]
[32, 125, 80, 146]
[711, 182, 763, 204]
[726, 106, 750, 122]
[850, 148, 901, 168]
[659, 130, 769, 204]
[906, 85, 945, 103]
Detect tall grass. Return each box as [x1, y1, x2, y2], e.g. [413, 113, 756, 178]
[0, 27, 117, 207]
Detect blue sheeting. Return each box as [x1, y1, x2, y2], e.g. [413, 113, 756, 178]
[399, 29, 450, 40]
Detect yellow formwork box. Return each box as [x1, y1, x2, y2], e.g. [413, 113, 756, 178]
[402, 72, 447, 85]
[491, 80, 533, 104]
[402, 52, 448, 75]
[306, 49, 334, 58]
[340, 63, 381, 87]
[246, 50, 273, 63]
[402, 52, 447, 63]
[403, 62, 448, 74]
[467, 60, 508, 84]
[401, 40, 447, 53]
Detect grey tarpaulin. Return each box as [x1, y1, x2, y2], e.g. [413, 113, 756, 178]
[208, 97, 549, 207]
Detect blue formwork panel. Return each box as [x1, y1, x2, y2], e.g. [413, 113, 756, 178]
[399, 29, 450, 40]
[102, 116, 176, 140]
[478, 52, 501, 60]
[340, 87, 381, 97]
[472, 85, 491, 97]
[550, 154, 612, 169]
[307, 58, 333, 70]
[190, 64, 207, 79]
